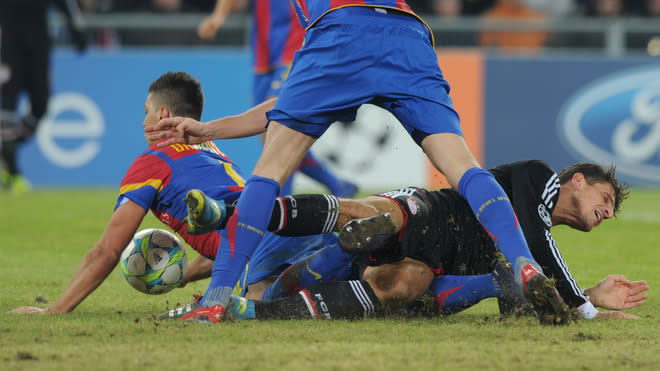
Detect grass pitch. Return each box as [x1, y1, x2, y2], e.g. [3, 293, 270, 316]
[0, 188, 658, 370]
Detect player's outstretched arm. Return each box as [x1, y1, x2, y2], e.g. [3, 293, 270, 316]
[584, 274, 649, 311]
[10, 201, 146, 314]
[198, 0, 237, 40]
[146, 97, 276, 146]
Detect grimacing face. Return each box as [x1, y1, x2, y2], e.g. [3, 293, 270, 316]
[572, 180, 616, 232]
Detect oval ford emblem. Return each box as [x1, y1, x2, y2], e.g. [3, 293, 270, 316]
[557, 65, 660, 184]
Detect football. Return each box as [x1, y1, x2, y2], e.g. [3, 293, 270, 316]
[119, 228, 188, 294]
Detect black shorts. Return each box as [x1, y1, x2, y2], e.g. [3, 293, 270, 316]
[354, 187, 499, 277]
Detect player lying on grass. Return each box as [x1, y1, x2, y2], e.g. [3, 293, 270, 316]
[9, 71, 338, 314]
[171, 160, 648, 323]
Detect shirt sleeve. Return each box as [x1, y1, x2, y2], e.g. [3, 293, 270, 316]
[507, 160, 591, 310]
[114, 153, 170, 211]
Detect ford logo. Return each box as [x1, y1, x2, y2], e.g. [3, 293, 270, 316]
[557, 65, 660, 184]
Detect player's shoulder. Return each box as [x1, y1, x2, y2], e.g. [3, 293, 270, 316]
[496, 159, 555, 179]
[518, 159, 555, 176]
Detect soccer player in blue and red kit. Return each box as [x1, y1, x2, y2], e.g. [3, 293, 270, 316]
[9, 71, 337, 315]
[149, 0, 569, 323]
[197, 0, 357, 197]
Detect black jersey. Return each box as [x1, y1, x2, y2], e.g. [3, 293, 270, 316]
[362, 160, 589, 309]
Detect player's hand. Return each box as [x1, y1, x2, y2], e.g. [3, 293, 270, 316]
[585, 275, 649, 310]
[10, 306, 53, 315]
[146, 117, 208, 147]
[198, 15, 226, 40]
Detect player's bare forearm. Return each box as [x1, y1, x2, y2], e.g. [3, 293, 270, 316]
[50, 204, 144, 313]
[187, 97, 274, 140]
[179, 255, 214, 287]
[205, 111, 268, 139]
[11, 202, 146, 314]
[147, 98, 275, 146]
[48, 243, 123, 313]
[228, 96, 277, 136]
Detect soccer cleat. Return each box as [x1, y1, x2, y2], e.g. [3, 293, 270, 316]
[519, 263, 572, 325]
[225, 295, 256, 320]
[160, 295, 226, 323]
[492, 260, 534, 317]
[1, 169, 10, 190]
[338, 213, 397, 253]
[9, 174, 31, 195]
[184, 189, 227, 235]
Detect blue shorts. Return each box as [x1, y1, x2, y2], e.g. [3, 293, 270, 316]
[235, 232, 339, 295]
[266, 7, 462, 145]
[253, 64, 292, 104]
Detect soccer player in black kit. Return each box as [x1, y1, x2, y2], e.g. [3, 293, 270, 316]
[174, 160, 647, 324]
[0, 0, 87, 193]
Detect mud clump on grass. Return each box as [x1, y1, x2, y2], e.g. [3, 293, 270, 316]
[16, 351, 38, 361]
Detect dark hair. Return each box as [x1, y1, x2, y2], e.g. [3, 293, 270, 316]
[558, 162, 629, 215]
[148, 71, 204, 120]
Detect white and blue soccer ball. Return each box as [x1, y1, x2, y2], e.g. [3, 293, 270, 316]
[119, 228, 188, 295]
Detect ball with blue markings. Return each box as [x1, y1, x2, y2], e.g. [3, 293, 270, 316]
[120, 228, 188, 295]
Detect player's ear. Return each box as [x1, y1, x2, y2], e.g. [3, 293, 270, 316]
[572, 172, 585, 189]
[159, 106, 171, 120]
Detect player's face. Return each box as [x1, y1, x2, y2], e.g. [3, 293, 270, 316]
[573, 181, 616, 231]
[143, 94, 161, 146]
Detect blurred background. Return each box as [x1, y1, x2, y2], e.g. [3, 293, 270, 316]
[3, 0, 660, 192]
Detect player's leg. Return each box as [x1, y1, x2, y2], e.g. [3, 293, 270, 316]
[260, 243, 356, 300]
[380, 90, 538, 282]
[421, 133, 536, 269]
[24, 35, 49, 137]
[429, 274, 500, 315]
[227, 280, 383, 320]
[420, 133, 570, 323]
[0, 32, 23, 182]
[176, 9, 398, 320]
[271, 194, 402, 236]
[357, 9, 550, 305]
[226, 258, 435, 320]
[185, 190, 401, 238]
[279, 172, 296, 196]
[361, 258, 435, 306]
[380, 92, 569, 322]
[195, 122, 315, 319]
[429, 262, 533, 316]
[263, 63, 356, 198]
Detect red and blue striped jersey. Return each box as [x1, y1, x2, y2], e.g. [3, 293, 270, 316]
[252, 0, 304, 73]
[115, 142, 245, 258]
[289, 0, 415, 29]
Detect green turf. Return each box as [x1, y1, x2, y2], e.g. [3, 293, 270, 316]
[0, 188, 658, 370]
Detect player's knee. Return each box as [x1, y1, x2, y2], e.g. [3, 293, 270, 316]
[399, 264, 434, 300]
[365, 261, 433, 305]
